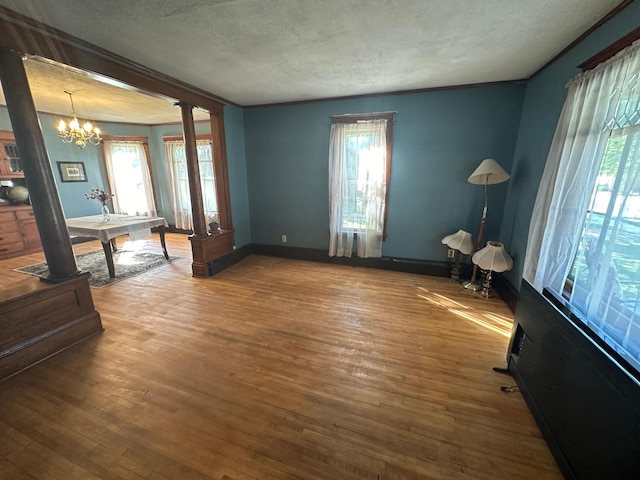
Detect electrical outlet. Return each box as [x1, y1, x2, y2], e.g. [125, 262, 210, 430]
[281, 234, 287, 243]
[447, 248, 455, 258]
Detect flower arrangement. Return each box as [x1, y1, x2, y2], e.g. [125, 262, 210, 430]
[208, 213, 220, 233]
[85, 188, 115, 205]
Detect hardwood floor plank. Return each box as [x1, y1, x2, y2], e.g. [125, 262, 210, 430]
[0, 235, 562, 479]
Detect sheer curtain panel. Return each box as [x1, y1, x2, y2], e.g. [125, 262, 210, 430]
[524, 40, 640, 370]
[165, 139, 217, 231]
[103, 140, 157, 216]
[329, 119, 387, 258]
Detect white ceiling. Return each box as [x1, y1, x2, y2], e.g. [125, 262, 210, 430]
[0, 0, 624, 122]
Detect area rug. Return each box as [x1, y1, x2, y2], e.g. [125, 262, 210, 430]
[15, 249, 181, 288]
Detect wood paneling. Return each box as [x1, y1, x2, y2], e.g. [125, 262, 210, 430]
[0, 273, 102, 381]
[0, 234, 561, 479]
[189, 229, 235, 276]
[508, 281, 640, 480]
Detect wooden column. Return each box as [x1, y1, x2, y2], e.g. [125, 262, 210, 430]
[180, 103, 208, 237]
[0, 46, 79, 282]
[210, 111, 233, 231]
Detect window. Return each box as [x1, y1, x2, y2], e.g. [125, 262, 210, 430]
[525, 41, 640, 377]
[567, 126, 640, 371]
[102, 137, 156, 216]
[164, 136, 217, 230]
[328, 112, 394, 258]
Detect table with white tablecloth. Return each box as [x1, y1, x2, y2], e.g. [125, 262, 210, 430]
[65, 214, 169, 278]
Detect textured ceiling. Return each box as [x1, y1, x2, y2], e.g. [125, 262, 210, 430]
[0, 0, 625, 122]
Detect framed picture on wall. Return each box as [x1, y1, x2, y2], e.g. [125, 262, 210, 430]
[57, 161, 87, 182]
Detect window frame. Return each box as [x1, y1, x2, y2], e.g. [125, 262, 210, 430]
[330, 111, 395, 240]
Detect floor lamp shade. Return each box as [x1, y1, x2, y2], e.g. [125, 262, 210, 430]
[441, 230, 474, 255]
[467, 158, 510, 185]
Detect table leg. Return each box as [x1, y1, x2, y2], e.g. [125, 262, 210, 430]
[159, 225, 169, 259]
[102, 240, 116, 278]
[111, 238, 118, 252]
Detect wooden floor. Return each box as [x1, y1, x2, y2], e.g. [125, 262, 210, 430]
[0, 234, 562, 480]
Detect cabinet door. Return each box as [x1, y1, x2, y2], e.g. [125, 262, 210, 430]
[0, 133, 22, 177]
[16, 209, 42, 250]
[0, 210, 26, 258]
[0, 141, 10, 176]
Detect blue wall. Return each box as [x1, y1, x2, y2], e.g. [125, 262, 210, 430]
[499, 1, 640, 287]
[244, 84, 525, 260]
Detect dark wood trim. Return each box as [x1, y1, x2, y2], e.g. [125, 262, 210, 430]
[208, 243, 253, 276]
[251, 243, 452, 277]
[579, 24, 640, 70]
[100, 135, 149, 143]
[163, 134, 211, 142]
[210, 111, 234, 231]
[531, 0, 634, 78]
[330, 112, 396, 124]
[0, 6, 235, 111]
[492, 272, 519, 314]
[247, 80, 524, 109]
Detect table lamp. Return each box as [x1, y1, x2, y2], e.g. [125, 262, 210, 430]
[463, 158, 510, 291]
[471, 241, 513, 297]
[441, 229, 474, 282]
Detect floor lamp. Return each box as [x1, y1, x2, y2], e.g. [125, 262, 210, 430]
[462, 158, 510, 291]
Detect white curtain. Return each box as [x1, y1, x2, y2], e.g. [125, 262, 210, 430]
[524, 41, 640, 306]
[103, 140, 157, 216]
[165, 139, 217, 231]
[329, 119, 387, 258]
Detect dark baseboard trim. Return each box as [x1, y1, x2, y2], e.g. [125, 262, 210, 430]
[493, 273, 519, 313]
[251, 243, 454, 277]
[208, 243, 254, 276]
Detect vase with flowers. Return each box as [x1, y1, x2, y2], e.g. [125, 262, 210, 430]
[85, 188, 115, 222]
[208, 213, 220, 234]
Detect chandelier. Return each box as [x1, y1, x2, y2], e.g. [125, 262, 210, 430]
[57, 91, 101, 149]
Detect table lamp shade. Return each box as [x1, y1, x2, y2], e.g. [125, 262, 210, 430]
[472, 241, 513, 273]
[441, 229, 474, 255]
[467, 158, 510, 185]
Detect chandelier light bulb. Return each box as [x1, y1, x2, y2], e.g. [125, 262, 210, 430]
[57, 91, 102, 150]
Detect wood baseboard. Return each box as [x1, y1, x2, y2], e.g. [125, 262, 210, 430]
[0, 273, 103, 382]
[492, 273, 520, 313]
[251, 243, 454, 277]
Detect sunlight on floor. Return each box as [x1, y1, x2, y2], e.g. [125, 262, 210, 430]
[417, 286, 512, 337]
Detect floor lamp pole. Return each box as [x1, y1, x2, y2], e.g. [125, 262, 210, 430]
[464, 180, 488, 290]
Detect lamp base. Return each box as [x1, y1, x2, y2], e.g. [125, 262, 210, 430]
[478, 270, 494, 298]
[461, 280, 482, 291]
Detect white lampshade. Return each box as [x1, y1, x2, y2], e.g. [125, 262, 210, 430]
[467, 158, 510, 185]
[472, 241, 513, 273]
[441, 229, 474, 255]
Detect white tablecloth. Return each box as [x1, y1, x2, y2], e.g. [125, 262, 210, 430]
[65, 214, 168, 243]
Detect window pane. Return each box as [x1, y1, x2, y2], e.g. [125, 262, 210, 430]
[569, 128, 640, 372]
[341, 131, 385, 231]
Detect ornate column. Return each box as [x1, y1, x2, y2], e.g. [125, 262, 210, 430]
[0, 46, 79, 282]
[180, 102, 208, 237]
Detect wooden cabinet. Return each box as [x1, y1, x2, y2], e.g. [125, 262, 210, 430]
[0, 130, 23, 177]
[0, 130, 41, 259]
[0, 206, 42, 259]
